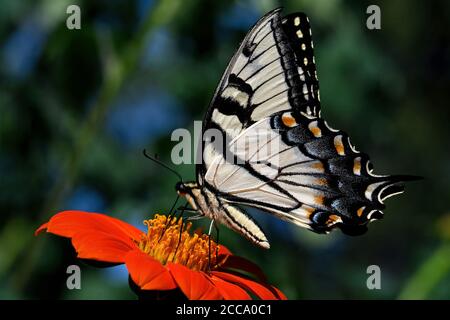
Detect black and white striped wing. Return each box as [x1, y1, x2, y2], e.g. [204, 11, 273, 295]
[198, 9, 413, 236]
[199, 9, 320, 178]
[203, 112, 413, 235]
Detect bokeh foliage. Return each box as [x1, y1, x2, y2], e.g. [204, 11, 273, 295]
[0, 0, 449, 299]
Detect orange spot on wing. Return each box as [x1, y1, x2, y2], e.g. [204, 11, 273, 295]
[335, 144, 344, 155]
[281, 113, 297, 127]
[310, 126, 321, 137]
[334, 136, 345, 155]
[314, 196, 325, 205]
[312, 162, 324, 172]
[357, 207, 364, 217]
[303, 205, 315, 218]
[308, 121, 322, 137]
[353, 158, 361, 175]
[316, 178, 328, 186]
[326, 214, 341, 225]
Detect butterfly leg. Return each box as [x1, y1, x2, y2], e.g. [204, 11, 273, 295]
[214, 223, 220, 265]
[185, 213, 205, 221]
[178, 203, 205, 220]
[157, 195, 181, 241]
[170, 202, 189, 262]
[168, 194, 180, 217]
[206, 219, 221, 271]
[177, 205, 197, 213]
[207, 219, 215, 271]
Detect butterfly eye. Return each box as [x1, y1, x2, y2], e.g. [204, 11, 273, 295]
[175, 182, 186, 193]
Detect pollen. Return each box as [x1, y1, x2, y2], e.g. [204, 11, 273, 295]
[137, 214, 221, 272]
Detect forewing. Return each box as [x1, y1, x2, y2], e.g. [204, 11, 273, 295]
[199, 9, 321, 180]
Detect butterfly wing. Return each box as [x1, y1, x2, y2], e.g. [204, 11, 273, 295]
[204, 112, 413, 235]
[198, 9, 320, 178]
[198, 8, 413, 236]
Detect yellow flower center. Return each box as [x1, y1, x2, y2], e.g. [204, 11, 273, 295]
[137, 214, 220, 272]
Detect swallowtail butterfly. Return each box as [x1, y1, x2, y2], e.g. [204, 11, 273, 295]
[175, 8, 416, 249]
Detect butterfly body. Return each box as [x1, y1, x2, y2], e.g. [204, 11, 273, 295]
[176, 181, 270, 248]
[174, 8, 416, 249]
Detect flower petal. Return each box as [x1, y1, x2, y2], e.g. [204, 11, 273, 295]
[210, 275, 251, 300]
[212, 271, 286, 300]
[35, 222, 48, 235]
[219, 255, 267, 282]
[71, 231, 135, 263]
[125, 250, 176, 290]
[167, 263, 222, 300]
[36, 210, 143, 242]
[271, 285, 288, 300]
[217, 245, 232, 256]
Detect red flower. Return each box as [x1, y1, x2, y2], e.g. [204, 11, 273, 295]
[36, 211, 286, 300]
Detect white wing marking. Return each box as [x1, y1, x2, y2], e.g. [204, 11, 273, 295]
[205, 117, 329, 222]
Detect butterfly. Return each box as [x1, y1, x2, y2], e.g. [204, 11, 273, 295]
[174, 8, 417, 249]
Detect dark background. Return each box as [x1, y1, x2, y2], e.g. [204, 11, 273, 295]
[0, 0, 449, 299]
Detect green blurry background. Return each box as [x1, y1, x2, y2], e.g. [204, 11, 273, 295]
[0, 0, 449, 299]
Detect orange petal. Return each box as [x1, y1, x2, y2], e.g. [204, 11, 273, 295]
[167, 263, 222, 300]
[217, 245, 232, 256]
[210, 275, 251, 300]
[271, 285, 288, 300]
[212, 271, 286, 300]
[35, 222, 48, 236]
[125, 250, 176, 290]
[71, 231, 136, 263]
[36, 210, 143, 241]
[219, 255, 267, 282]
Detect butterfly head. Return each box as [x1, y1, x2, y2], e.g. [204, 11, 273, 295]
[175, 181, 201, 211]
[175, 181, 200, 196]
[175, 181, 188, 196]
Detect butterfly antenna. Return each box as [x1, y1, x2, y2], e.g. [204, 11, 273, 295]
[168, 194, 180, 217]
[157, 196, 183, 243]
[142, 149, 183, 182]
[143, 149, 183, 239]
[214, 224, 220, 266]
